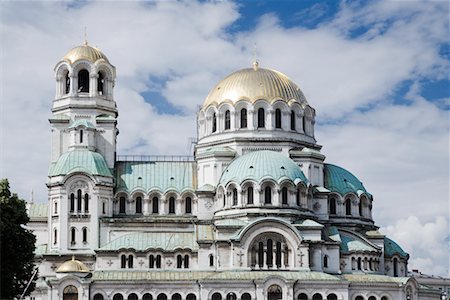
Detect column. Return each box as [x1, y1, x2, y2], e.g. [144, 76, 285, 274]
[268, 109, 274, 130]
[248, 109, 255, 130]
[143, 198, 150, 216]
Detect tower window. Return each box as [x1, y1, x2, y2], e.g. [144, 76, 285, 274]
[78, 69, 89, 93]
[156, 255, 161, 268]
[70, 193, 75, 212]
[257, 108, 265, 128]
[54, 201, 58, 214]
[240, 108, 247, 128]
[102, 202, 106, 214]
[71, 227, 76, 244]
[302, 116, 306, 133]
[152, 197, 159, 214]
[97, 71, 104, 95]
[65, 71, 70, 94]
[323, 255, 328, 268]
[275, 109, 282, 129]
[77, 189, 82, 212]
[121, 255, 126, 268]
[82, 227, 87, 243]
[393, 257, 399, 277]
[290, 111, 295, 130]
[345, 199, 351, 216]
[149, 255, 155, 268]
[281, 187, 288, 205]
[119, 196, 126, 214]
[128, 255, 133, 268]
[247, 186, 253, 204]
[224, 110, 231, 130]
[329, 197, 336, 215]
[185, 197, 192, 214]
[177, 255, 182, 268]
[79, 130, 83, 143]
[359, 199, 363, 216]
[184, 255, 189, 268]
[84, 193, 89, 212]
[53, 228, 57, 245]
[209, 254, 214, 267]
[296, 189, 300, 206]
[212, 113, 217, 133]
[169, 197, 175, 214]
[264, 186, 271, 204]
[136, 196, 142, 214]
[232, 188, 238, 206]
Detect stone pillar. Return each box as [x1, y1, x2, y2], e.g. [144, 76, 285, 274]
[248, 109, 255, 130]
[143, 198, 150, 216]
[268, 109, 274, 130]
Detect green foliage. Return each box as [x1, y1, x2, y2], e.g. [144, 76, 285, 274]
[0, 179, 36, 299]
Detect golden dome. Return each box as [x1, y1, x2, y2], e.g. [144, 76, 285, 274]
[63, 42, 109, 64]
[56, 256, 90, 273]
[203, 65, 307, 108]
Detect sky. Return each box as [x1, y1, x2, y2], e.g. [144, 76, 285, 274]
[0, 0, 449, 276]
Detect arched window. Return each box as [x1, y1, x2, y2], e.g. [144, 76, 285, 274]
[128, 294, 138, 300]
[79, 129, 83, 143]
[128, 255, 133, 268]
[345, 198, 351, 215]
[149, 255, 155, 268]
[302, 115, 306, 133]
[212, 293, 222, 300]
[224, 110, 231, 130]
[53, 201, 57, 214]
[212, 113, 217, 133]
[77, 189, 82, 212]
[157, 294, 167, 300]
[368, 297, 376, 300]
[113, 294, 124, 300]
[184, 254, 189, 268]
[355, 297, 364, 300]
[78, 69, 89, 93]
[177, 255, 182, 268]
[232, 188, 238, 206]
[329, 197, 336, 215]
[120, 255, 126, 268]
[352, 257, 356, 270]
[290, 111, 296, 130]
[275, 108, 282, 128]
[97, 71, 104, 95]
[323, 255, 329, 268]
[313, 294, 323, 300]
[82, 227, 87, 243]
[276, 241, 282, 267]
[186, 294, 196, 300]
[70, 227, 76, 244]
[63, 285, 78, 300]
[169, 197, 175, 214]
[393, 257, 399, 277]
[70, 193, 75, 212]
[258, 242, 264, 267]
[381, 297, 388, 300]
[359, 199, 363, 216]
[152, 196, 159, 214]
[357, 257, 362, 270]
[93, 294, 104, 300]
[266, 239, 273, 268]
[209, 254, 214, 266]
[84, 193, 89, 212]
[53, 228, 57, 245]
[247, 186, 253, 204]
[143, 294, 153, 300]
[267, 285, 282, 300]
[240, 108, 247, 128]
[119, 196, 126, 214]
[264, 186, 271, 204]
[257, 108, 265, 128]
[281, 187, 288, 205]
[223, 194, 226, 207]
[296, 189, 300, 206]
[156, 255, 161, 268]
[226, 293, 237, 300]
[172, 294, 182, 300]
[64, 71, 70, 94]
[136, 196, 142, 214]
[241, 294, 251, 300]
[102, 202, 106, 214]
[185, 197, 192, 214]
[298, 294, 307, 300]
[327, 295, 338, 300]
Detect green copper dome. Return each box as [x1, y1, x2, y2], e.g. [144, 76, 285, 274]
[49, 150, 112, 177]
[324, 164, 370, 197]
[219, 150, 307, 186]
[384, 237, 409, 258]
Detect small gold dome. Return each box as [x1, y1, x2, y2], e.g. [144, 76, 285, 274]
[63, 42, 109, 64]
[203, 66, 307, 108]
[56, 256, 90, 273]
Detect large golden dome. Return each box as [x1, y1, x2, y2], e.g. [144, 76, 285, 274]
[203, 63, 307, 108]
[56, 256, 90, 273]
[63, 42, 109, 64]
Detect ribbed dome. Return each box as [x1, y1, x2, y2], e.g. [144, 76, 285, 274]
[324, 164, 370, 197]
[219, 150, 307, 186]
[63, 42, 109, 64]
[56, 256, 90, 273]
[203, 66, 307, 108]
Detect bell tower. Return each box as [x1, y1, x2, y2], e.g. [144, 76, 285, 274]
[47, 41, 117, 254]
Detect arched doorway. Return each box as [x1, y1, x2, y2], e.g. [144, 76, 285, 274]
[63, 285, 78, 300]
[267, 284, 282, 300]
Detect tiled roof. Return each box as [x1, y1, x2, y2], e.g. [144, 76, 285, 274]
[27, 203, 48, 219]
[115, 161, 196, 194]
[98, 232, 198, 252]
[49, 150, 112, 177]
[219, 150, 308, 186]
[324, 164, 370, 197]
[384, 237, 409, 258]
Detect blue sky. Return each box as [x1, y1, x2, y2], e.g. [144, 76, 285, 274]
[0, 0, 448, 276]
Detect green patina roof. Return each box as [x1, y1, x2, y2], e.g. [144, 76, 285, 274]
[115, 161, 195, 193]
[219, 150, 308, 186]
[340, 233, 378, 253]
[341, 274, 410, 284]
[99, 232, 198, 252]
[92, 270, 341, 282]
[384, 237, 408, 258]
[328, 226, 341, 243]
[49, 150, 112, 177]
[324, 164, 370, 197]
[69, 119, 96, 129]
[27, 203, 48, 219]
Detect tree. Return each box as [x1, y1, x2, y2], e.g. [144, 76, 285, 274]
[0, 179, 36, 299]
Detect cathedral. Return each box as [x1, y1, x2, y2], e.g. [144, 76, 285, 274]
[26, 41, 443, 300]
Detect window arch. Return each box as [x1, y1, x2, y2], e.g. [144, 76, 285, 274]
[82, 227, 87, 243]
[119, 196, 126, 214]
[313, 294, 323, 300]
[77, 189, 82, 212]
[97, 71, 104, 95]
[232, 188, 238, 206]
[281, 187, 288, 205]
[329, 197, 337, 215]
[226, 293, 237, 300]
[249, 232, 289, 269]
[84, 193, 89, 212]
[186, 294, 196, 300]
[296, 189, 301, 206]
[172, 294, 182, 300]
[393, 257, 399, 277]
[120, 255, 126, 268]
[247, 186, 254, 204]
[290, 110, 296, 130]
[128, 294, 138, 300]
[327, 295, 338, 300]
[240, 108, 247, 128]
[212, 113, 217, 133]
[264, 186, 271, 204]
[149, 255, 155, 268]
[113, 294, 124, 300]
[212, 293, 222, 300]
[70, 227, 76, 244]
[241, 294, 251, 300]
[267, 285, 282, 300]
[152, 196, 159, 214]
[79, 129, 83, 143]
[257, 108, 265, 128]
[184, 254, 189, 268]
[368, 297, 376, 300]
[143, 294, 153, 300]
[357, 257, 362, 270]
[169, 197, 175, 214]
[355, 297, 364, 300]
[93, 294, 104, 300]
[185, 197, 192, 214]
[136, 196, 142, 214]
[345, 198, 352, 215]
[177, 255, 182, 268]
[275, 108, 282, 128]
[64, 71, 70, 94]
[70, 193, 75, 212]
[128, 254, 133, 268]
[78, 69, 89, 93]
[359, 199, 363, 216]
[63, 285, 78, 300]
[157, 294, 167, 300]
[298, 294, 307, 300]
[224, 110, 231, 130]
